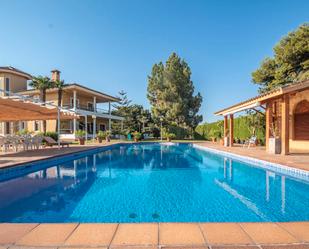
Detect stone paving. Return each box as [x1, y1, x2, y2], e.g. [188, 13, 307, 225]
[0, 222, 308, 248]
[194, 142, 309, 171]
[0, 141, 121, 169]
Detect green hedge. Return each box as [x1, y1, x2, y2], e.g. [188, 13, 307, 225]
[195, 114, 265, 144]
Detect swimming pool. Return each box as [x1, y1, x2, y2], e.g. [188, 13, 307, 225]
[0, 143, 308, 222]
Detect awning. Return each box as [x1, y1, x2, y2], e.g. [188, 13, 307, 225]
[0, 95, 78, 121]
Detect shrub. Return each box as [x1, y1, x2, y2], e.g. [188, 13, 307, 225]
[75, 130, 86, 139]
[44, 131, 58, 141]
[16, 129, 31, 136]
[133, 131, 142, 140]
[97, 131, 107, 139]
[165, 133, 176, 140]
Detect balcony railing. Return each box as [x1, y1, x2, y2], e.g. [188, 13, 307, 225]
[63, 104, 110, 115]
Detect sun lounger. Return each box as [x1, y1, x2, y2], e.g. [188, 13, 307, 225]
[44, 136, 71, 147]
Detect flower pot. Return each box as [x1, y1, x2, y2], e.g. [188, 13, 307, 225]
[79, 138, 85, 145]
[134, 138, 138, 142]
[211, 138, 216, 143]
[98, 138, 103, 143]
[268, 137, 281, 154]
[224, 137, 229, 147]
[220, 138, 224, 145]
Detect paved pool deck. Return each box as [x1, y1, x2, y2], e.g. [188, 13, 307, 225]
[0, 141, 122, 169]
[0, 222, 308, 249]
[194, 142, 309, 172]
[0, 141, 308, 248]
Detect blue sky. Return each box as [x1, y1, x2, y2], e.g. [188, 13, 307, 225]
[1, 0, 308, 122]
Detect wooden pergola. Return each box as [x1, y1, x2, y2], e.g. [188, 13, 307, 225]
[215, 80, 309, 155]
[0, 95, 77, 122]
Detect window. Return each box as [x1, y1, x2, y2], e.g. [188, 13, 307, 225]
[5, 78, 10, 95]
[87, 102, 94, 111]
[5, 122, 10, 134]
[294, 100, 309, 140]
[99, 124, 106, 131]
[20, 121, 26, 130]
[70, 97, 80, 108]
[34, 121, 40, 131]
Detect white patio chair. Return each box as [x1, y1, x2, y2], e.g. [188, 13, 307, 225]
[243, 136, 257, 148]
[32, 135, 43, 150]
[0, 136, 9, 152]
[22, 134, 33, 151]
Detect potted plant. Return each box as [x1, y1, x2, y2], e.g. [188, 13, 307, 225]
[133, 131, 142, 142]
[75, 130, 86, 145]
[214, 130, 222, 144]
[268, 122, 281, 154]
[97, 130, 106, 143]
[208, 129, 216, 142]
[166, 133, 176, 142]
[105, 131, 111, 142]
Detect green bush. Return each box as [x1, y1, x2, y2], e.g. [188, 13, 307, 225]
[196, 114, 265, 143]
[44, 131, 58, 141]
[75, 130, 86, 139]
[167, 125, 189, 139]
[133, 131, 142, 140]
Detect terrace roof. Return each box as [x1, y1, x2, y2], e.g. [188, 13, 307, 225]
[214, 79, 309, 116]
[0, 91, 78, 122]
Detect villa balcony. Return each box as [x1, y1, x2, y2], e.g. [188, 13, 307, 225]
[63, 104, 110, 115]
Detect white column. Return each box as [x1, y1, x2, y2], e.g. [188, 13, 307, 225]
[93, 96, 97, 112]
[73, 90, 77, 110]
[92, 115, 96, 140]
[73, 119, 77, 134]
[108, 101, 111, 131]
[57, 107, 61, 149]
[73, 90, 77, 137]
[85, 115, 88, 140]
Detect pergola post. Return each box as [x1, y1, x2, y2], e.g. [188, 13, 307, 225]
[57, 107, 61, 149]
[224, 115, 228, 147]
[281, 94, 290, 155]
[265, 103, 272, 152]
[229, 114, 234, 147]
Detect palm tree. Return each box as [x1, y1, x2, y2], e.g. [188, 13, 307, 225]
[53, 79, 65, 132]
[29, 76, 53, 133]
[53, 79, 65, 107]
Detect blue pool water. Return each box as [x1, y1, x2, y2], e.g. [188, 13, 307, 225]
[0, 143, 308, 222]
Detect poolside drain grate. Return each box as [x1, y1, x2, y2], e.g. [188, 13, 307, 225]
[129, 213, 137, 219]
[152, 213, 160, 219]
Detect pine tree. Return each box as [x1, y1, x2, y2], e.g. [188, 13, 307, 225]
[147, 52, 203, 130]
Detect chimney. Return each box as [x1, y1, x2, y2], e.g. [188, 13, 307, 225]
[51, 69, 61, 81]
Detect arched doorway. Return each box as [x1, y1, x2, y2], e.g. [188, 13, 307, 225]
[294, 100, 309, 140]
